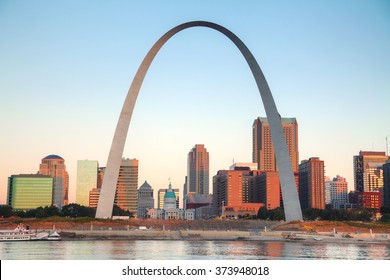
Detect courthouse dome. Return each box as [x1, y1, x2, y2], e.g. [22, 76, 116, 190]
[164, 183, 176, 199]
[43, 154, 64, 160]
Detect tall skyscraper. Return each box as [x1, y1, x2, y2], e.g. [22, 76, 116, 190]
[324, 175, 348, 208]
[38, 155, 69, 207]
[187, 144, 209, 195]
[252, 117, 299, 172]
[7, 174, 53, 210]
[353, 151, 389, 192]
[383, 160, 390, 207]
[76, 160, 98, 206]
[114, 158, 138, 213]
[299, 157, 325, 209]
[137, 181, 154, 219]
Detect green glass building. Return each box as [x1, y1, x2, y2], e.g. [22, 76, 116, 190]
[7, 174, 53, 210]
[76, 160, 98, 206]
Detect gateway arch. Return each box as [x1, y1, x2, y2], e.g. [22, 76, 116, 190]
[95, 21, 303, 221]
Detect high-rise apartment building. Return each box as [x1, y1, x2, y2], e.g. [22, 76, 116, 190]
[76, 160, 98, 206]
[256, 171, 281, 210]
[213, 168, 263, 218]
[325, 175, 348, 208]
[252, 117, 299, 172]
[7, 174, 53, 210]
[38, 155, 69, 207]
[299, 157, 325, 209]
[137, 181, 154, 219]
[353, 151, 389, 192]
[383, 160, 390, 207]
[114, 158, 138, 213]
[187, 144, 209, 195]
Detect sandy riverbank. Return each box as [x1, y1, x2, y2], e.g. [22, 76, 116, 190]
[59, 229, 390, 244]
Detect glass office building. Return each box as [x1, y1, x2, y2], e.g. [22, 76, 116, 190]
[76, 160, 98, 206]
[7, 174, 53, 210]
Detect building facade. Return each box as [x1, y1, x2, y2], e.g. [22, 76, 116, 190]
[229, 162, 258, 171]
[350, 191, 382, 210]
[256, 171, 281, 210]
[187, 144, 209, 195]
[147, 182, 195, 220]
[213, 169, 263, 218]
[252, 117, 299, 172]
[137, 181, 154, 219]
[384, 160, 390, 207]
[76, 160, 98, 206]
[353, 151, 389, 192]
[114, 158, 138, 213]
[38, 154, 69, 207]
[325, 175, 349, 209]
[7, 174, 53, 210]
[299, 157, 325, 209]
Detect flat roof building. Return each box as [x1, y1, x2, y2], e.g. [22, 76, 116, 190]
[7, 174, 53, 210]
[187, 144, 209, 195]
[253, 117, 299, 172]
[353, 151, 389, 192]
[76, 160, 98, 206]
[115, 158, 138, 213]
[299, 157, 325, 210]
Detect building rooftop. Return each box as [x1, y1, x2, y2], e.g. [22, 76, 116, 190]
[359, 151, 387, 156]
[10, 174, 52, 178]
[43, 154, 64, 160]
[253, 117, 297, 126]
[139, 180, 153, 190]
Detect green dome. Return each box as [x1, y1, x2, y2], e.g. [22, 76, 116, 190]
[164, 190, 176, 199]
[164, 182, 176, 199]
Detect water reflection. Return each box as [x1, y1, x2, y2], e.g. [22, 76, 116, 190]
[0, 240, 389, 260]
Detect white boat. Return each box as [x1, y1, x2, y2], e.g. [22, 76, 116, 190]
[0, 224, 36, 241]
[47, 231, 61, 241]
[0, 224, 60, 241]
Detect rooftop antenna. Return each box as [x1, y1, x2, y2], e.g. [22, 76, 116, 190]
[386, 136, 388, 156]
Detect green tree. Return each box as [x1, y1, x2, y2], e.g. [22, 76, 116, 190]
[35, 207, 45, 218]
[380, 206, 390, 214]
[61, 203, 95, 218]
[303, 208, 323, 220]
[269, 208, 285, 221]
[0, 205, 13, 218]
[43, 205, 60, 217]
[112, 204, 133, 217]
[257, 207, 270, 220]
[380, 214, 390, 222]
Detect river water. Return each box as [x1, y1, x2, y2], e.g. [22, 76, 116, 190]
[1, 240, 390, 260]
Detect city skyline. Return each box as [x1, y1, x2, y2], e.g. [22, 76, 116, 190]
[1, 1, 389, 204]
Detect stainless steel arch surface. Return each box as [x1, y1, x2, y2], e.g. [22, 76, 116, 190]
[95, 21, 303, 221]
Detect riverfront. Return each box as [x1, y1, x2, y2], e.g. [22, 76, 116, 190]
[1, 218, 390, 260]
[2, 218, 390, 245]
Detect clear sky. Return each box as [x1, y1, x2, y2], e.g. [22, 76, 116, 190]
[0, 0, 389, 205]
